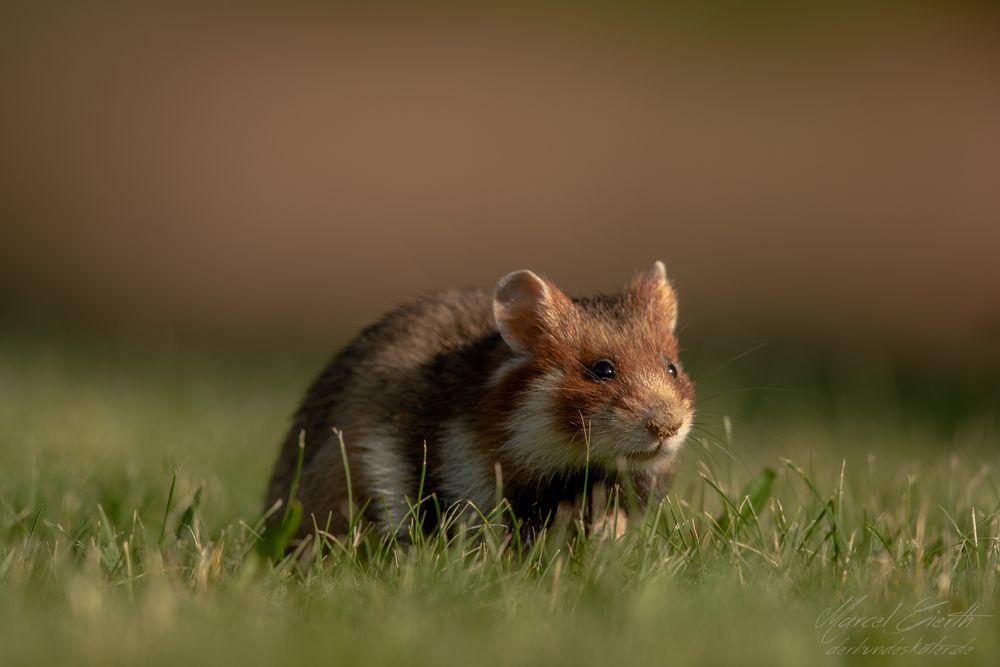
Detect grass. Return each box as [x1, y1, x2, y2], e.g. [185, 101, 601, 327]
[0, 322, 997, 666]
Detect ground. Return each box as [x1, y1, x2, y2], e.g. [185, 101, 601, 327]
[0, 323, 997, 666]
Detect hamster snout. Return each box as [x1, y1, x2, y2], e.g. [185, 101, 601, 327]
[645, 410, 684, 441]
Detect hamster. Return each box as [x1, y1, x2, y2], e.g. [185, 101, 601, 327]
[264, 261, 695, 539]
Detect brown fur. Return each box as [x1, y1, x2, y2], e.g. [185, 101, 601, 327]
[264, 263, 695, 538]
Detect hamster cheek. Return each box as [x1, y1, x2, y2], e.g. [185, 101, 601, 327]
[554, 377, 607, 434]
[582, 406, 634, 460]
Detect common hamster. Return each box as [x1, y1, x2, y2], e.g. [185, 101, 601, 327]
[264, 262, 694, 538]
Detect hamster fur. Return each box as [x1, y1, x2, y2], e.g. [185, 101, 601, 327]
[264, 261, 695, 538]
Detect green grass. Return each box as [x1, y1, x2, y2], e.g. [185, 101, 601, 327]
[0, 324, 997, 666]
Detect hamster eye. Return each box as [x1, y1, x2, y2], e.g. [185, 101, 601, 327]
[589, 359, 616, 382]
[666, 361, 678, 378]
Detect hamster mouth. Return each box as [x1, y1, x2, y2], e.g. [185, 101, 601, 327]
[625, 442, 663, 461]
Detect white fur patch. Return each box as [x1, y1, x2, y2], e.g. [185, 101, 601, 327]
[356, 432, 411, 534]
[438, 419, 497, 515]
[668, 418, 693, 454]
[500, 373, 583, 478]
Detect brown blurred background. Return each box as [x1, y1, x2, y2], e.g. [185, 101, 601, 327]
[1, 3, 999, 361]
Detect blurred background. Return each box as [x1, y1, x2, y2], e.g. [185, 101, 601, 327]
[2, 9, 998, 663]
[2, 2, 999, 352]
[0, 3, 997, 503]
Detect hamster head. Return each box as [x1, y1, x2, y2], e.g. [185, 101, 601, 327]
[493, 261, 695, 475]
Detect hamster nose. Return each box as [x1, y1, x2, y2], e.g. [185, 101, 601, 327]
[646, 415, 682, 440]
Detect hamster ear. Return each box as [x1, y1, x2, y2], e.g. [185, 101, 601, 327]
[632, 260, 678, 332]
[493, 270, 567, 354]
